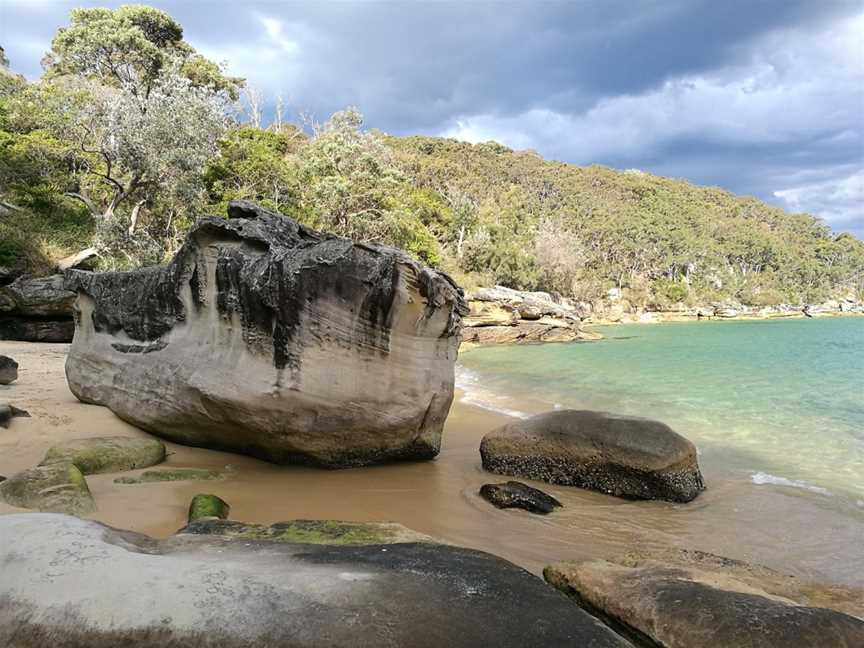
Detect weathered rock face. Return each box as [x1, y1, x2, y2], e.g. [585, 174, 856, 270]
[64, 201, 468, 468]
[0, 274, 76, 342]
[544, 555, 864, 648]
[480, 410, 705, 502]
[0, 513, 632, 648]
[0, 355, 18, 384]
[479, 480, 563, 514]
[463, 285, 598, 347]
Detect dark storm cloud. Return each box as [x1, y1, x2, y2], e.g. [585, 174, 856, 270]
[1, 0, 862, 234]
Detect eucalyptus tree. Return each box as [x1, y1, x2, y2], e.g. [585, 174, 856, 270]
[33, 5, 242, 266]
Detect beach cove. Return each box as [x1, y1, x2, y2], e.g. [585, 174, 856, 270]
[2, 317, 862, 602]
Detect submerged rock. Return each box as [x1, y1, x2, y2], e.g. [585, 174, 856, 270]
[544, 556, 864, 648]
[480, 480, 563, 514]
[114, 467, 224, 484]
[0, 355, 18, 384]
[64, 201, 467, 468]
[0, 463, 95, 514]
[0, 513, 632, 647]
[187, 493, 230, 522]
[179, 518, 438, 545]
[480, 409, 704, 502]
[40, 436, 166, 475]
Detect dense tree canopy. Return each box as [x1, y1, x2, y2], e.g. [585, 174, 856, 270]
[1, 5, 862, 306]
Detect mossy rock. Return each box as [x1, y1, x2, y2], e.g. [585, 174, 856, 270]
[114, 468, 224, 484]
[188, 494, 230, 522]
[0, 462, 95, 515]
[180, 519, 437, 545]
[40, 436, 166, 475]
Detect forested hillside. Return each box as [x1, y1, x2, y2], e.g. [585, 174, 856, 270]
[1, 6, 862, 309]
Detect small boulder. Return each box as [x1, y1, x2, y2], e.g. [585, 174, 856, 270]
[480, 481, 562, 514]
[0, 404, 29, 428]
[517, 304, 543, 320]
[544, 558, 864, 648]
[40, 436, 166, 475]
[0, 462, 95, 514]
[0, 355, 17, 384]
[480, 409, 704, 502]
[188, 493, 230, 522]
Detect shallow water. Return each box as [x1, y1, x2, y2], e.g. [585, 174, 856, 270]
[457, 317, 864, 585]
[459, 317, 864, 500]
[1, 332, 863, 595]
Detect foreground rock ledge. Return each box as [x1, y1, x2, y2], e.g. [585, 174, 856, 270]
[544, 554, 864, 647]
[480, 409, 705, 502]
[64, 201, 468, 468]
[0, 513, 631, 648]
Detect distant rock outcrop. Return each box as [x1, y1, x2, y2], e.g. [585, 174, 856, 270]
[480, 409, 705, 502]
[462, 285, 599, 346]
[64, 201, 468, 468]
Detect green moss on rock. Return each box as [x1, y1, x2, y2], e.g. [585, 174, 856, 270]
[0, 462, 95, 515]
[188, 494, 230, 522]
[180, 519, 436, 545]
[40, 436, 166, 475]
[114, 468, 224, 484]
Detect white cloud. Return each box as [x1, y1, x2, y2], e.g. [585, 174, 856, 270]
[775, 171, 864, 232]
[440, 12, 864, 233]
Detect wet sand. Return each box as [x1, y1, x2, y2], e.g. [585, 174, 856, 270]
[1, 341, 862, 604]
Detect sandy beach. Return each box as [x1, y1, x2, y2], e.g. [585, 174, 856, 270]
[1, 340, 863, 616]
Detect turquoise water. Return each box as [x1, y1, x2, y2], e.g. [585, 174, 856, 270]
[458, 317, 864, 501]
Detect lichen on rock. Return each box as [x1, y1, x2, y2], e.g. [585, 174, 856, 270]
[0, 462, 95, 515]
[115, 468, 223, 484]
[40, 436, 166, 475]
[187, 493, 230, 521]
[179, 518, 437, 545]
[64, 201, 468, 468]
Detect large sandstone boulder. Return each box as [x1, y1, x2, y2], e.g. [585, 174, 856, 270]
[544, 553, 864, 647]
[480, 410, 704, 502]
[0, 513, 632, 647]
[64, 201, 468, 468]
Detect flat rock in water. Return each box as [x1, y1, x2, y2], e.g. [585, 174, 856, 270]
[480, 409, 705, 502]
[114, 468, 223, 484]
[0, 355, 18, 384]
[40, 436, 166, 475]
[0, 464, 95, 515]
[64, 201, 467, 468]
[544, 556, 864, 648]
[0, 513, 632, 647]
[479, 480, 562, 514]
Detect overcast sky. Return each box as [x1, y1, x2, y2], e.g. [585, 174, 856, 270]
[3, 0, 863, 236]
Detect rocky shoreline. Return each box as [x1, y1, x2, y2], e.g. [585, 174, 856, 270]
[1, 204, 862, 646]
